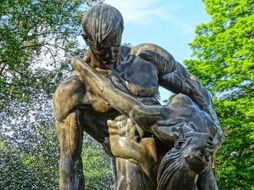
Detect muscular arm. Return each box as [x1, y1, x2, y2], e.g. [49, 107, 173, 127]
[131, 43, 223, 145]
[131, 44, 218, 122]
[53, 74, 87, 122]
[159, 63, 224, 147]
[53, 72, 88, 190]
[159, 62, 213, 118]
[71, 57, 169, 129]
[71, 55, 223, 148]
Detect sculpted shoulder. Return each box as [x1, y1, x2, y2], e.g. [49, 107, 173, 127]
[53, 74, 87, 122]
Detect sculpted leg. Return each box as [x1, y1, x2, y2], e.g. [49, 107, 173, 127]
[115, 158, 156, 190]
[56, 111, 84, 190]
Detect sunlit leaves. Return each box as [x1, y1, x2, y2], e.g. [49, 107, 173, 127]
[0, 0, 115, 189]
[0, 0, 101, 107]
[83, 138, 115, 189]
[185, 0, 254, 188]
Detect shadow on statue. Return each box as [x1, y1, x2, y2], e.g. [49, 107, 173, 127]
[53, 4, 224, 190]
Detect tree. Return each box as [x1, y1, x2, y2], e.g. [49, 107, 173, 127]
[0, 0, 100, 108]
[0, 94, 114, 189]
[0, 1, 115, 189]
[83, 137, 115, 190]
[184, 0, 254, 189]
[0, 93, 59, 189]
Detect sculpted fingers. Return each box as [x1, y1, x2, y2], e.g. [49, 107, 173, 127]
[114, 115, 127, 121]
[108, 120, 126, 136]
[108, 116, 137, 137]
[108, 120, 120, 135]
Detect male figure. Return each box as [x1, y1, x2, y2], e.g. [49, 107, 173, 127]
[54, 3, 223, 189]
[73, 59, 223, 189]
[54, 4, 124, 189]
[107, 95, 219, 190]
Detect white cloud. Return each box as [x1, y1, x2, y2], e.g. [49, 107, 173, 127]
[105, 0, 157, 23]
[104, 0, 193, 32]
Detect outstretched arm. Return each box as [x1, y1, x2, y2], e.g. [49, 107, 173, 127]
[71, 57, 170, 130]
[71, 56, 223, 148]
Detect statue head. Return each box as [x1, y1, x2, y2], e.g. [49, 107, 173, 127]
[82, 4, 124, 66]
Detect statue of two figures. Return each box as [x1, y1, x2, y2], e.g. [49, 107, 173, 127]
[53, 4, 224, 190]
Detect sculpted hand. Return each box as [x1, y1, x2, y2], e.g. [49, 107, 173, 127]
[108, 115, 158, 177]
[108, 115, 140, 159]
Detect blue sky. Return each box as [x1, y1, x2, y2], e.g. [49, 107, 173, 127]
[104, 0, 210, 101]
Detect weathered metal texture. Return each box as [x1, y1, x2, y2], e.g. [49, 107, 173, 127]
[53, 3, 223, 190]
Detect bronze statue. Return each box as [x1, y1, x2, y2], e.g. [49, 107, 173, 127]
[54, 4, 223, 190]
[54, 5, 124, 189]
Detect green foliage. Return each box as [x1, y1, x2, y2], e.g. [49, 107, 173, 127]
[83, 138, 115, 189]
[185, 0, 254, 189]
[0, 0, 100, 108]
[0, 93, 58, 189]
[0, 93, 114, 189]
[0, 123, 59, 189]
[0, 1, 115, 189]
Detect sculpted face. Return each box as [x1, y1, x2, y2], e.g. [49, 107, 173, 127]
[81, 4, 124, 67]
[88, 29, 122, 66]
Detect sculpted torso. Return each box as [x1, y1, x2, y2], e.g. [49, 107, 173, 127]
[54, 4, 223, 190]
[53, 44, 167, 149]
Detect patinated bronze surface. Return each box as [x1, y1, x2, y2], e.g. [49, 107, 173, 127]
[53, 4, 224, 190]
